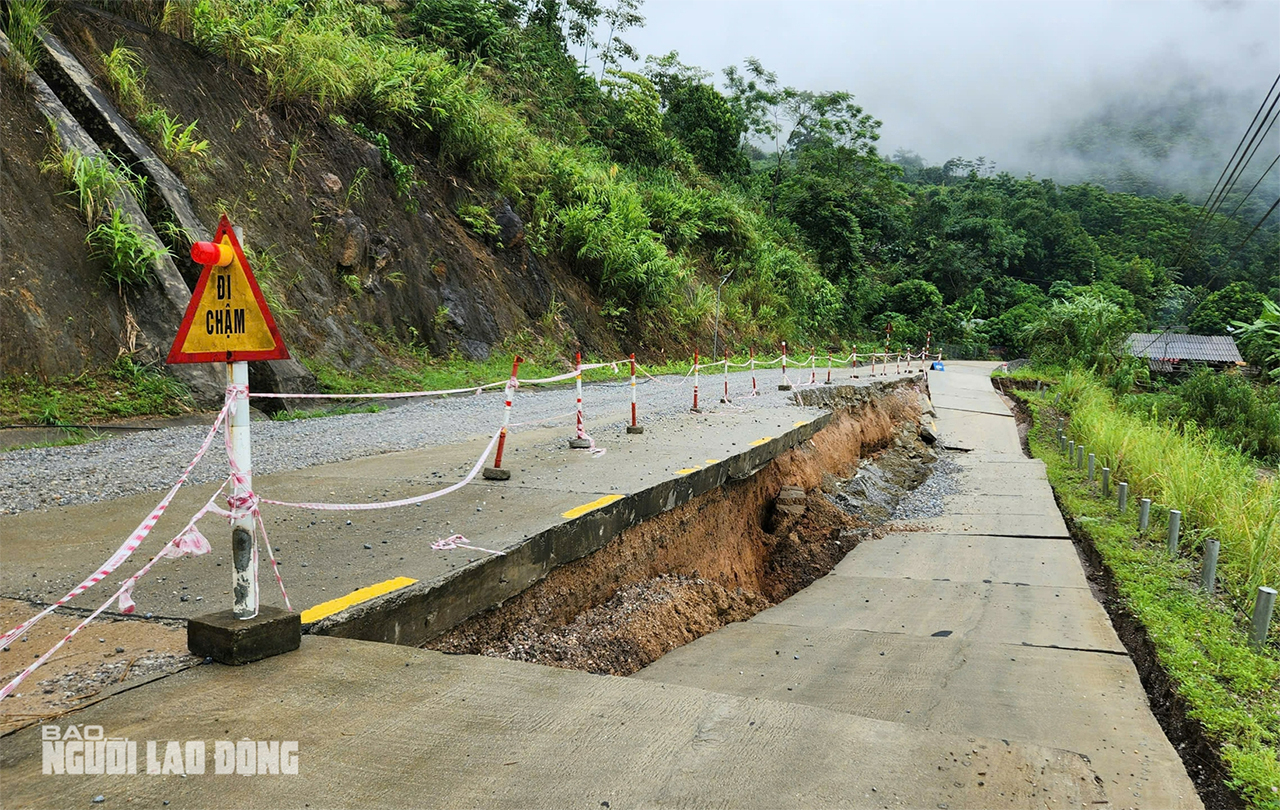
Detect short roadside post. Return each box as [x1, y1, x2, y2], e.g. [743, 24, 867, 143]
[484, 355, 522, 478]
[626, 353, 644, 434]
[1087, 452, 1095, 482]
[1117, 481, 1128, 513]
[1139, 498, 1151, 533]
[1101, 466, 1109, 498]
[569, 351, 591, 448]
[779, 341, 792, 391]
[1250, 587, 1276, 648]
[721, 348, 732, 402]
[168, 214, 299, 664]
[1200, 539, 1219, 594]
[1167, 509, 1181, 555]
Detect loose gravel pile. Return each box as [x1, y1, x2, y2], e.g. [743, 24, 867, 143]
[890, 451, 962, 520]
[1, 368, 845, 515]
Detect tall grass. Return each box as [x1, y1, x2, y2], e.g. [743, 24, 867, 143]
[185, 0, 841, 344]
[0, 0, 50, 75]
[1059, 371, 1280, 599]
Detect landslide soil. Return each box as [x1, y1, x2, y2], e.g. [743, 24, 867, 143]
[431, 391, 927, 676]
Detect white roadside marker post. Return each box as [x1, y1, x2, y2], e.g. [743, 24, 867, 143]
[227, 360, 257, 619]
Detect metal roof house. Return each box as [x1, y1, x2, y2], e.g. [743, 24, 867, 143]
[1124, 333, 1244, 373]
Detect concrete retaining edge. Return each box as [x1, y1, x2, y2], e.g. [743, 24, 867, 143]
[310, 376, 923, 647]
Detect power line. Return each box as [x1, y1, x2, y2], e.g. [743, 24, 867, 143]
[1197, 150, 1280, 258]
[1171, 73, 1280, 270]
[1227, 195, 1280, 262]
[1203, 102, 1279, 223]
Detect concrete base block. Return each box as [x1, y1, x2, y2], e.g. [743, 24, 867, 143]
[481, 466, 511, 480]
[626, 425, 645, 434]
[689, 407, 703, 414]
[778, 384, 792, 391]
[719, 397, 732, 403]
[188, 606, 300, 665]
[568, 437, 591, 449]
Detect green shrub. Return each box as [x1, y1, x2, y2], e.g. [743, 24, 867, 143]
[1173, 368, 1280, 464]
[42, 147, 143, 224]
[88, 208, 168, 285]
[1189, 281, 1266, 336]
[100, 43, 149, 114]
[1027, 293, 1138, 373]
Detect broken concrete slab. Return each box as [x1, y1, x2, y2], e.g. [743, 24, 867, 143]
[752, 574, 1123, 651]
[0, 636, 1108, 809]
[637, 623, 1198, 808]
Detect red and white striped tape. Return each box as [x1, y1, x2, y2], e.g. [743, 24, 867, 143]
[0, 387, 240, 650]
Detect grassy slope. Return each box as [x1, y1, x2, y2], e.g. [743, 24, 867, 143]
[1019, 380, 1279, 809]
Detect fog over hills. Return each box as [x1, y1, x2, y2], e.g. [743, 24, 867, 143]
[627, 0, 1280, 199]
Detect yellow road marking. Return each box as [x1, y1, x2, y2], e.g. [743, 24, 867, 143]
[793, 420, 807, 427]
[561, 493, 623, 519]
[704, 458, 720, 464]
[749, 436, 772, 446]
[300, 576, 417, 624]
[675, 467, 701, 475]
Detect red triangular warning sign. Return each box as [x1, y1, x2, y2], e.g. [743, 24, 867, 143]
[168, 214, 289, 364]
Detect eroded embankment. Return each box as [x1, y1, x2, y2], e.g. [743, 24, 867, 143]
[429, 385, 934, 675]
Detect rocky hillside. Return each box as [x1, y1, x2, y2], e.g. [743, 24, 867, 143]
[2, 5, 638, 405]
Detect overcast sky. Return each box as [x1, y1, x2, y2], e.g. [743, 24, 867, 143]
[624, 0, 1280, 179]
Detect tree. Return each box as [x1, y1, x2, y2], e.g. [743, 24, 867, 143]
[645, 52, 745, 176]
[1026, 293, 1138, 372]
[596, 69, 664, 164]
[882, 279, 943, 318]
[1188, 281, 1266, 335]
[596, 0, 644, 78]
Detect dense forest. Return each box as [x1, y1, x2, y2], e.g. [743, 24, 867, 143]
[99, 2, 1276, 341]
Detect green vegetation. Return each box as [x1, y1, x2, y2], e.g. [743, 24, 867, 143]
[0, 356, 194, 426]
[1056, 371, 1278, 599]
[100, 43, 209, 169]
[1021, 384, 1280, 809]
[0, 0, 50, 75]
[351, 122, 420, 209]
[1235, 299, 1280, 381]
[41, 146, 141, 224]
[87, 207, 170, 285]
[40, 140, 167, 285]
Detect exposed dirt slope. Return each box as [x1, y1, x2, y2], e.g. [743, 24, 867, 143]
[431, 391, 921, 675]
[4, 6, 633, 384]
[0, 67, 129, 378]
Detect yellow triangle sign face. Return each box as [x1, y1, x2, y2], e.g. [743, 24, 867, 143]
[168, 215, 288, 364]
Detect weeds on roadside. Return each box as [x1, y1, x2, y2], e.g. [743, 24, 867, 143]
[87, 208, 170, 285]
[0, 356, 194, 425]
[41, 146, 142, 224]
[1022, 385, 1280, 810]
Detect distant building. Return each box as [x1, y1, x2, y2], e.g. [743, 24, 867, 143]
[1124, 332, 1244, 374]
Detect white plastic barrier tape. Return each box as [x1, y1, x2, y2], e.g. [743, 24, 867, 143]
[432, 534, 505, 557]
[258, 429, 502, 511]
[0, 488, 227, 701]
[0, 387, 239, 650]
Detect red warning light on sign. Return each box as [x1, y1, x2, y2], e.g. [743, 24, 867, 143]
[167, 214, 289, 364]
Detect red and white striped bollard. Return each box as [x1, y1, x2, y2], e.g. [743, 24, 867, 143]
[483, 355, 522, 479]
[626, 353, 644, 434]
